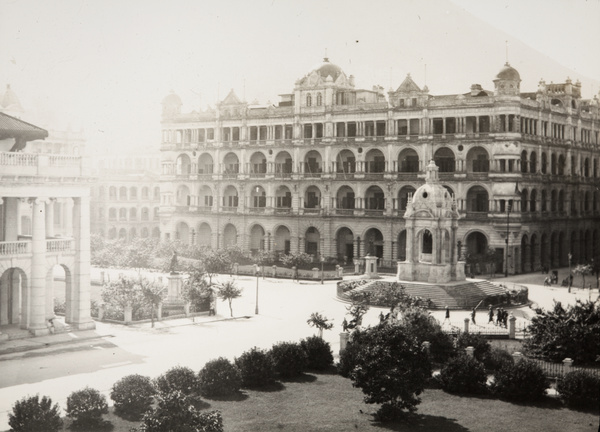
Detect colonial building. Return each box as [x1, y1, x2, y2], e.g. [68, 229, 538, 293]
[0, 112, 95, 336]
[159, 58, 600, 275]
[91, 154, 161, 241]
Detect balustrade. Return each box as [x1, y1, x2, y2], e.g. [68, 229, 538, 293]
[0, 241, 30, 255]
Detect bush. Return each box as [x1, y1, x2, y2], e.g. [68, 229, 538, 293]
[349, 323, 432, 420]
[399, 307, 455, 363]
[269, 341, 308, 378]
[154, 366, 200, 397]
[438, 355, 488, 394]
[110, 374, 156, 420]
[235, 347, 276, 388]
[66, 387, 109, 429]
[300, 336, 334, 371]
[8, 395, 62, 432]
[198, 357, 242, 397]
[557, 370, 600, 409]
[455, 332, 491, 362]
[337, 328, 367, 378]
[491, 359, 550, 401]
[483, 347, 514, 371]
[139, 390, 223, 432]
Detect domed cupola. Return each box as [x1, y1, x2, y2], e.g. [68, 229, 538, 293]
[493, 62, 521, 96]
[161, 90, 182, 119]
[405, 160, 458, 219]
[313, 57, 344, 81]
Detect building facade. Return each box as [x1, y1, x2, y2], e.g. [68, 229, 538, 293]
[0, 112, 95, 336]
[159, 58, 600, 275]
[91, 154, 161, 241]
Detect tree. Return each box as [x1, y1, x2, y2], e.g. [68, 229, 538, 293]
[343, 291, 370, 331]
[216, 280, 243, 317]
[349, 323, 432, 421]
[524, 299, 600, 363]
[101, 275, 147, 320]
[280, 252, 312, 269]
[573, 264, 593, 289]
[123, 238, 158, 274]
[307, 312, 334, 338]
[201, 250, 231, 284]
[182, 268, 211, 312]
[140, 278, 166, 327]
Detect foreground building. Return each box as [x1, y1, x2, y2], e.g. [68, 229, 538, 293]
[159, 58, 600, 275]
[0, 112, 95, 336]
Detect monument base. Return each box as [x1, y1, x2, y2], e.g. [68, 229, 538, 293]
[397, 261, 465, 283]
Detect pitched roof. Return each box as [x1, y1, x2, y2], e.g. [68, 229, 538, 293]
[221, 89, 243, 105]
[0, 112, 48, 141]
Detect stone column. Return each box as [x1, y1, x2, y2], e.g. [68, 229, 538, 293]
[71, 196, 95, 330]
[45, 199, 55, 238]
[29, 198, 48, 335]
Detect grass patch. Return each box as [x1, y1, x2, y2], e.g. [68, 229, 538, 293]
[51, 373, 597, 432]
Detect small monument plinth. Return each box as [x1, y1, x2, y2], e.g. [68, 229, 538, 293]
[167, 273, 184, 304]
[364, 255, 379, 279]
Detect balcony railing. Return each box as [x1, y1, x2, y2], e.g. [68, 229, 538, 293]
[0, 241, 30, 255]
[0, 152, 84, 177]
[46, 239, 73, 252]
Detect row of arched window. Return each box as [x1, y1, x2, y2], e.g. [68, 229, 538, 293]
[104, 226, 161, 240]
[520, 150, 599, 177]
[97, 186, 160, 201]
[97, 207, 160, 221]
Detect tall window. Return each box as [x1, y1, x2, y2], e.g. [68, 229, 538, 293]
[306, 94, 312, 107]
[316, 93, 322, 106]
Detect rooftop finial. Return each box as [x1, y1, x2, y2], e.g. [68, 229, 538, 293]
[505, 40, 509, 65]
[324, 48, 329, 62]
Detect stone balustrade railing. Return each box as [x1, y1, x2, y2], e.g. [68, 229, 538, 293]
[46, 238, 74, 252]
[0, 241, 31, 255]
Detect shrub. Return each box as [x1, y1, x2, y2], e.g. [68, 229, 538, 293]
[438, 355, 487, 394]
[455, 332, 491, 362]
[110, 374, 156, 420]
[154, 366, 200, 397]
[139, 390, 223, 432]
[491, 359, 550, 401]
[399, 307, 455, 363]
[235, 347, 276, 388]
[269, 341, 308, 378]
[482, 347, 514, 371]
[557, 370, 600, 409]
[337, 327, 367, 378]
[66, 387, 109, 429]
[349, 323, 432, 421]
[300, 336, 334, 371]
[198, 357, 242, 397]
[8, 395, 62, 432]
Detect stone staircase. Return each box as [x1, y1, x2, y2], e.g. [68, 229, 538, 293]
[345, 279, 508, 310]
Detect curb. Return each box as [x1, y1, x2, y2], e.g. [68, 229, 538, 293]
[0, 334, 114, 357]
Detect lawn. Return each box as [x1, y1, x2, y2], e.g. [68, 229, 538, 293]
[54, 371, 598, 432]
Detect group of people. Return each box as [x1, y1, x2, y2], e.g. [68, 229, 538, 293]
[487, 305, 509, 327]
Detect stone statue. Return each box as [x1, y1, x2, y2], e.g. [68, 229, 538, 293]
[169, 250, 179, 274]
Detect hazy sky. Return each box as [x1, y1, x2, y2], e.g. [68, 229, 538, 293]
[1, 0, 599, 154]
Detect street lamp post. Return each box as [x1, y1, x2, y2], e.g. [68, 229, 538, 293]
[254, 265, 259, 314]
[505, 202, 511, 277]
[320, 256, 325, 284]
[568, 252, 572, 293]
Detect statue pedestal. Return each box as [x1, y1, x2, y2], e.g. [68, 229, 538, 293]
[364, 255, 378, 279]
[167, 273, 184, 304]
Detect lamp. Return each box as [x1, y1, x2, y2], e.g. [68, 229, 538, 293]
[254, 264, 259, 314]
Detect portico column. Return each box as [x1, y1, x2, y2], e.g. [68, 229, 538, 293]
[45, 199, 55, 238]
[28, 198, 48, 334]
[71, 196, 95, 330]
[406, 226, 414, 263]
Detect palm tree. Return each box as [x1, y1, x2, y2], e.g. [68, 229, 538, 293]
[216, 280, 243, 317]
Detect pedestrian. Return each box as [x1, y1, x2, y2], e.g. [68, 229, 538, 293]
[443, 305, 451, 325]
[209, 288, 216, 316]
[488, 305, 494, 324]
[470, 307, 477, 325]
[503, 310, 509, 327]
[292, 266, 298, 283]
[496, 308, 503, 326]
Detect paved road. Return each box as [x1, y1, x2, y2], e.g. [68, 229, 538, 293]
[0, 269, 596, 431]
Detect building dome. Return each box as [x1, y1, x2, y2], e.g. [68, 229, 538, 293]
[495, 63, 520, 81]
[311, 57, 344, 81]
[162, 91, 182, 106]
[408, 160, 456, 215]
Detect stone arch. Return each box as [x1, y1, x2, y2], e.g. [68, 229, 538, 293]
[118, 228, 127, 239]
[304, 150, 323, 175]
[275, 185, 292, 208]
[198, 185, 213, 208]
[464, 230, 489, 275]
[249, 151, 267, 174]
[250, 185, 266, 208]
[364, 148, 386, 173]
[141, 227, 149, 238]
[466, 146, 490, 172]
[335, 149, 356, 174]
[176, 221, 190, 245]
[466, 185, 489, 212]
[364, 185, 385, 210]
[176, 184, 190, 206]
[274, 151, 293, 175]
[223, 223, 237, 247]
[433, 147, 455, 172]
[530, 151, 537, 173]
[304, 226, 321, 256]
[336, 185, 355, 210]
[0, 267, 28, 326]
[335, 226, 354, 262]
[176, 153, 191, 175]
[197, 222, 212, 247]
[198, 152, 214, 174]
[222, 185, 239, 208]
[303, 185, 322, 209]
[273, 225, 291, 256]
[397, 148, 419, 172]
[398, 185, 416, 211]
[222, 152, 240, 174]
[249, 224, 266, 252]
